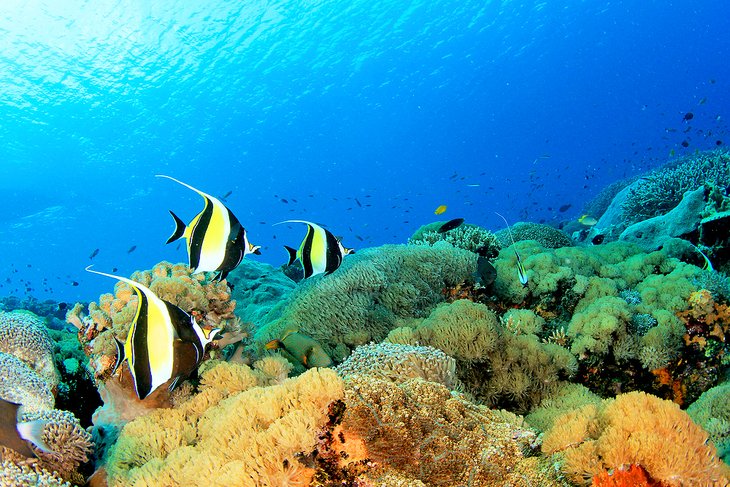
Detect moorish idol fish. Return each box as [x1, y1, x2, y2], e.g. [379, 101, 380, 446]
[495, 213, 528, 287]
[265, 329, 332, 368]
[0, 398, 52, 458]
[276, 220, 354, 279]
[157, 175, 261, 281]
[437, 218, 465, 233]
[85, 266, 221, 400]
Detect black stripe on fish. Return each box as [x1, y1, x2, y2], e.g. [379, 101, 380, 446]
[215, 209, 245, 280]
[324, 229, 343, 275]
[188, 195, 216, 271]
[301, 225, 316, 278]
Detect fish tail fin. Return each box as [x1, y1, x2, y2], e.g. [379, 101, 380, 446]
[112, 336, 126, 375]
[17, 420, 53, 454]
[264, 339, 282, 350]
[284, 246, 298, 266]
[166, 210, 187, 244]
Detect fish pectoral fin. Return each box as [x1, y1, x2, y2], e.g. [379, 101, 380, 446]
[16, 420, 53, 454]
[284, 246, 298, 266]
[112, 337, 126, 375]
[166, 210, 187, 244]
[264, 339, 282, 350]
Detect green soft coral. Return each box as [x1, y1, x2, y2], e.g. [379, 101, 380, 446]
[253, 243, 477, 360]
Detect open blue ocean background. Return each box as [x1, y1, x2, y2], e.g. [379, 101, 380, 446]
[0, 0, 728, 304]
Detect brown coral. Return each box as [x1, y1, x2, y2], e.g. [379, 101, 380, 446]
[542, 391, 730, 486]
[337, 374, 560, 486]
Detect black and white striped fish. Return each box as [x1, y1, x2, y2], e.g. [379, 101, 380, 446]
[86, 266, 221, 400]
[158, 175, 260, 281]
[277, 220, 354, 278]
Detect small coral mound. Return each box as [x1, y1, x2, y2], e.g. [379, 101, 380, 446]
[0, 310, 59, 390]
[409, 221, 501, 256]
[335, 342, 458, 389]
[495, 221, 572, 249]
[542, 391, 730, 486]
[105, 359, 343, 486]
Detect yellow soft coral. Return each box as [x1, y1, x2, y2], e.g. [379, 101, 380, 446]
[106, 360, 343, 487]
[542, 391, 730, 486]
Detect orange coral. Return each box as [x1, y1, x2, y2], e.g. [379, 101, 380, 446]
[543, 391, 729, 486]
[592, 465, 663, 487]
[649, 367, 685, 406]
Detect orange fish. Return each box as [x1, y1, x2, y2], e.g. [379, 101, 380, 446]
[434, 205, 447, 215]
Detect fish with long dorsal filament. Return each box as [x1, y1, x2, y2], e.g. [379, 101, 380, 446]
[276, 220, 354, 279]
[495, 212, 528, 287]
[86, 266, 221, 400]
[157, 175, 260, 281]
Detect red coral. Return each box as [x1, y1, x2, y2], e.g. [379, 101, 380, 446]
[592, 465, 664, 487]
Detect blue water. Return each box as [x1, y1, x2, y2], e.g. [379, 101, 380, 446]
[0, 0, 728, 303]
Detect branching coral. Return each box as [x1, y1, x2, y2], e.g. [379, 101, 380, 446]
[253, 243, 477, 361]
[335, 342, 458, 389]
[105, 359, 343, 486]
[542, 391, 730, 486]
[0, 310, 59, 390]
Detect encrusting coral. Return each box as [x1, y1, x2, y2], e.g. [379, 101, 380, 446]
[542, 391, 730, 486]
[104, 357, 343, 486]
[253, 243, 477, 361]
[0, 310, 60, 390]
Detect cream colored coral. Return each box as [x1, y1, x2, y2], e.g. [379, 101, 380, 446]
[0, 310, 59, 389]
[543, 391, 730, 486]
[107, 362, 344, 486]
[0, 460, 70, 487]
[0, 352, 54, 413]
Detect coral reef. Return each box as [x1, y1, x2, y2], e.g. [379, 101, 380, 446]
[408, 221, 501, 257]
[227, 259, 297, 326]
[495, 221, 572, 249]
[104, 359, 343, 486]
[542, 391, 730, 486]
[334, 342, 459, 389]
[252, 243, 477, 362]
[621, 148, 730, 226]
[0, 310, 60, 390]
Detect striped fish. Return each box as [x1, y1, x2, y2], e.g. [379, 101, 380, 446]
[277, 220, 354, 278]
[157, 175, 260, 281]
[86, 266, 221, 400]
